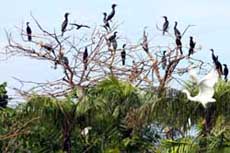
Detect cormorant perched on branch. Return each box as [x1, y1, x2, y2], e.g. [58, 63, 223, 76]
[26, 22, 32, 41]
[223, 64, 229, 82]
[210, 49, 218, 63]
[188, 36, 196, 57]
[103, 12, 111, 31]
[141, 30, 149, 53]
[107, 31, 118, 51]
[39, 42, 56, 57]
[108, 31, 117, 42]
[106, 4, 117, 22]
[162, 16, 169, 35]
[176, 36, 183, 54]
[62, 56, 69, 66]
[70, 23, 90, 30]
[162, 50, 167, 69]
[121, 44, 126, 65]
[83, 47, 88, 70]
[61, 13, 70, 36]
[215, 56, 223, 77]
[111, 39, 117, 51]
[174, 21, 181, 37]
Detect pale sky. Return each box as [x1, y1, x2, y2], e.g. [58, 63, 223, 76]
[0, 0, 230, 101]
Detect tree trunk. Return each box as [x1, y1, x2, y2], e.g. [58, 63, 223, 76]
[63, 123, 72, 153]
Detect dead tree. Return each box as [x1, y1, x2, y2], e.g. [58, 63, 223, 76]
[4, 14, 205, 98]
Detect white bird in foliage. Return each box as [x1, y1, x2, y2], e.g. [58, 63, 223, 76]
[81, 126, 92, 136]
[182, 68, 219, 108]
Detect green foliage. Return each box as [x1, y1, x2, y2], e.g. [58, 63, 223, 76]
[1, 78, 230, 152]
[0, 82, 8, 108]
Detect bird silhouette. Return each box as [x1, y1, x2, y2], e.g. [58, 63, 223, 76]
[121, 44, 126, 65]
[61, 13, 70, 36]
[103, 12, 111, 31]
[26, 22, 32, 41]
[70, 23, 90, 30]
[176, 36, 183, 54]
[106, 4, 117, 22]
[210, 49, 218, 63]
[141, 29, 149, 53]
[162, 16, 169, 35]
[62, 56, 69, 66]
[108, 31, 117, 42]
[111, 39, 117, 51]
[39, 42, 56, 57]
[174, 21, 181, 37]
[215, 56, 223, 77]
[182, 68, 219, 108]
[83, 47, 88, 70]
[223, 64, 229, 82]
[107, 32, 118, 51]
[161, 50, 167, 69]
[188, 36, 196, 57]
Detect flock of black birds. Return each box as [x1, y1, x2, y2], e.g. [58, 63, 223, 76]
[25, 3, 229, 82]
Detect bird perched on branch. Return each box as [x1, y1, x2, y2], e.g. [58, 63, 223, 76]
[108, 31, 118, 51]
[61, 12, 70, 36]
[188, 36, 196, 57]
[106, 4, 117, 22]
[62, 56, 69, 66]
[223, 64, 229, 82]
[121, 44, 126, 65]
[182, 68, 219, 108]
[70, 23, 90, 30]
[176, 36, 183, 54]
[215, 56, 223, 77]
[174, 21, 181, 38]
[162, 50, 167, 69]
[210, 49, 218, 63]
[83, 47, 88, 70]
[141, 29, 149, 53]
[39, 42, 56, 57]
[111, 39, 117, 51]
[162, 16, 169, 35]
[108, 31, 117, 42]
[26, 22, 32, 41]
[103, 12, 111, 31]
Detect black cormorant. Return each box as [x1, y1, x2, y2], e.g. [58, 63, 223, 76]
[111, 39, 117, 51]
[141, 30, 149, 53]
[106, 4, 117, 22]
[210, 49, 218, 63]
[62, 56, 69, 66]
[61, 13, 70, 36]
[162, 50, 167, 69]
[103, 12, 111, 31]
[176, 36, 183, 54]
[83, 47, 88, 70]
[174, 21, 181, 37]
[108, 31, 117, 42]
[70, 23, 90, 30]
[26, 22, 32, 41]
[162, 16, 169, 35]
[121, 44, 126, 65]
[39, 42, 56, 57]
[223, 64, 229, 82]
[215, 56, 223, 76]
[188, 36, 196, 57]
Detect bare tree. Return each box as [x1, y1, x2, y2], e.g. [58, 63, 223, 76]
[4, 14, 205, 98]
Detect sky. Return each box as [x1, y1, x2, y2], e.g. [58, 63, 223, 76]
[0, 0, 230, 102]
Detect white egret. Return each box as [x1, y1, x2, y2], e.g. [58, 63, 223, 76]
[81, 126, 92, 136]
[182, 68, 219, 108]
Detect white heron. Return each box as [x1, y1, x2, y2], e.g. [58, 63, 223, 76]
[182, 68, 219, 108]
[81, 126, 92, 136]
